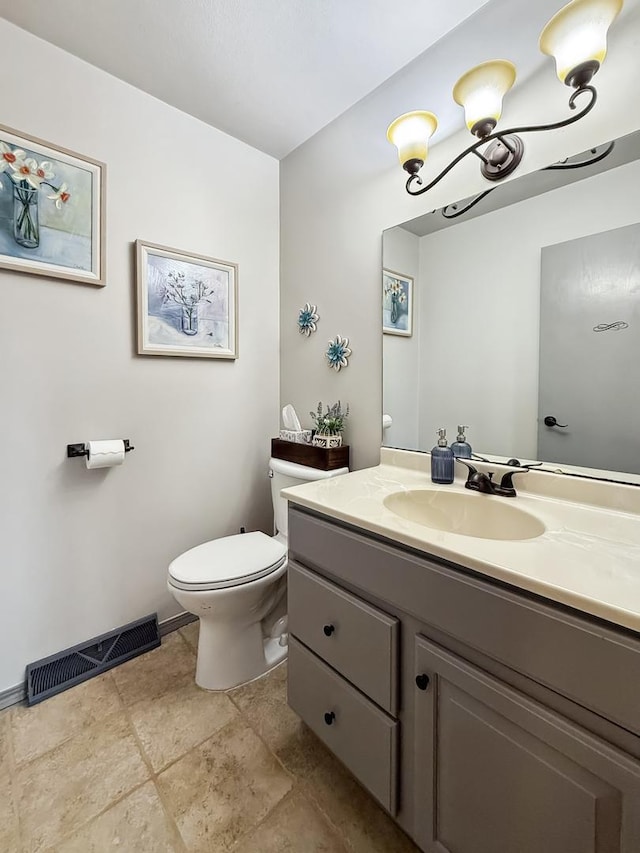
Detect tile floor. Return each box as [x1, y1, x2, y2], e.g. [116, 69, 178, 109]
[0, 622, 419, 852]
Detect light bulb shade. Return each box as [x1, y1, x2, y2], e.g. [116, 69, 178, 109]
[386, 111, 438, 171]
[539, 0, 623, 86]
[452, 60, 517, 137]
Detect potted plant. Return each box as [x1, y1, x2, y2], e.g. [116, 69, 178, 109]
[310, 401, 349, 448]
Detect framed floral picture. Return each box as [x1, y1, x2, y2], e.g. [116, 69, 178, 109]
[383, 269, 413, 336]
[0, 123, 105, 285]
[136, 240, 238, 359]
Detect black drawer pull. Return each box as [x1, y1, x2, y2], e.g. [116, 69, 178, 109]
[323, 624, 335, 637]
[324, 711, 336, 725]
[416, 673, 430, 691]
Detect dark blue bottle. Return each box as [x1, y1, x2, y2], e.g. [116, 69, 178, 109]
[431, 428, 454, 484]
[451, 425, 472, 459]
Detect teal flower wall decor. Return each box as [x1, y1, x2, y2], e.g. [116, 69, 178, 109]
[325, 335, 352, 372]
[298, 302, 319, 336]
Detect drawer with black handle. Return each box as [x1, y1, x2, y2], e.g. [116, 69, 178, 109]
[288, 561, 399, 715]
[288, 636, 399, 814]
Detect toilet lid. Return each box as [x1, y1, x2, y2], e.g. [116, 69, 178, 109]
[168, 531, 287, 591]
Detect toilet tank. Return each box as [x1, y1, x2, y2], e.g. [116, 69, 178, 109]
[269, 457, 348, 539]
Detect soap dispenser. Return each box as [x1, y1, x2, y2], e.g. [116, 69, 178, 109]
[431, 428, 454, 484]
[451, 425, 472, 459]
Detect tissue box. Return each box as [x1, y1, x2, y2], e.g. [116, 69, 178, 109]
[279, 429, 313, 445]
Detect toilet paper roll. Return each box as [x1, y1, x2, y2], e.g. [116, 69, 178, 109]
[85, 439, 126, 469]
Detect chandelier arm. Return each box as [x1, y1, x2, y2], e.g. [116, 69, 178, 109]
[494, 84, 598, 138]
[471, 149, 490, 165]
[406, 85, 597, 197]
[442, 188, 495, 219]
[544, 139, 614, 171]
[406, 137, 490, 195]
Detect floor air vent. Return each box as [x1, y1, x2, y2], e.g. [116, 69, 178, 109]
[26, 614, 160, 706]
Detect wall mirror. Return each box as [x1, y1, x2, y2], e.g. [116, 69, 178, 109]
[382, 129, 640, 485]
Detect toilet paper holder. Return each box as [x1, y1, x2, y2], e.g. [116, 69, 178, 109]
[67, 440, 135, 458]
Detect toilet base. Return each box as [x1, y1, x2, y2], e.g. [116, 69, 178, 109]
[264, 634, 288, 669]
[195, 619, 288, 691]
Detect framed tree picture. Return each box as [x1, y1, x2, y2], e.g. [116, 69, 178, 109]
[136, 240, 238, 359]
[0, 123, 105, 285]
[383, 269, 413, 336]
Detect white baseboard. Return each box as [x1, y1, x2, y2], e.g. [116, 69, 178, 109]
[159, 611, 197, 636]
[0, 611, 197, 711]
[0, 682, 26, 711]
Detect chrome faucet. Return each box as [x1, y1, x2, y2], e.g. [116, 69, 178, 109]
[456, 459, 528, 498]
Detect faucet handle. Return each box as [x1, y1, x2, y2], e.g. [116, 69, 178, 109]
[506, 458, 543, 469]
[497, 468, 528, 497]
[456, 459, 494, 480]
[455, 459, 477, 478]
[456, 459, 496, 494]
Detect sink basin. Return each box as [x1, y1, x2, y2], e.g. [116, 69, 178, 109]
[383, 489, 545, 541]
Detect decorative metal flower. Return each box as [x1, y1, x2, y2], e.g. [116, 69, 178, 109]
[298, 302, 319, 336]
[325, 335, 352, 372]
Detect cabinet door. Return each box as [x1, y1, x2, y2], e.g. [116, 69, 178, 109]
[414, 635, 640, 853]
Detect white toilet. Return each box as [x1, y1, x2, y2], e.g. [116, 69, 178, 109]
[167, 456, 348, 690]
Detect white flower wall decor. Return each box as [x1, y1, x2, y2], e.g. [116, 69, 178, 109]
[298, 303, 319, 336]
[325, 335, 352, 372]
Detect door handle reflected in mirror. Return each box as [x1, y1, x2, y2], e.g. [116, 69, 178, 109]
[544, 416, 568, 428]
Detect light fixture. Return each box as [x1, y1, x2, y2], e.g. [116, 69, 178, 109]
[452, 60, 516, 138]
[439, 139, 615, 219]
[386, 111, 438, 175]
[539, 0, 623, 87]
[387, 0, 623, 197]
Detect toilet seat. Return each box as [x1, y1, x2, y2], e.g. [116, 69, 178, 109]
[168, 531, 287, 592]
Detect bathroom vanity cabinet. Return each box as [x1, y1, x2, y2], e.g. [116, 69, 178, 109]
[287, 504, 640, 853]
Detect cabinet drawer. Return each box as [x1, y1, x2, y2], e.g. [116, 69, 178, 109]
[288, 636, 398, 814]
[288, 561, 399, 714]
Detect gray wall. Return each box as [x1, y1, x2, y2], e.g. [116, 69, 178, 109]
[280, 0, 640, 471]
[0, 20, 280, 692]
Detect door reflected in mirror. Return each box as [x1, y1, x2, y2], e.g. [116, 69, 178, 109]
[382, 130, 640, 484]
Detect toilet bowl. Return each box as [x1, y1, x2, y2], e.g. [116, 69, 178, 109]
[167, 456, 348, 690]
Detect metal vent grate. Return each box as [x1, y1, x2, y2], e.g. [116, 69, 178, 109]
[107, 620, 159, 661]
[26, 614, 160, 706]
[29, 653, 95, 700]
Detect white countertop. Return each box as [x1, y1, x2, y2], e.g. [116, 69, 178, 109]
[282, 451, 640, 633]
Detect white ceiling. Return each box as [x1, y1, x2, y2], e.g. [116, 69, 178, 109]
[0, 0, 492, 159]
